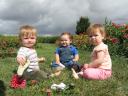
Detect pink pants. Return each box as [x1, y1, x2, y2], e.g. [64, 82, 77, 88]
[82, 68, 112, 80]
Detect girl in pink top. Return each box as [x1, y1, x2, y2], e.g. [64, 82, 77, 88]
[72, 24, 112, 80]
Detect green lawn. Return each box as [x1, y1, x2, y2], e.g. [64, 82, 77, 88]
[0, 43, 128, 96]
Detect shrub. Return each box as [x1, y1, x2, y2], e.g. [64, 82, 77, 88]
[37, 36, 58, 43]
[0, 36, 19, 58]
[104, 20, 128, 57]
[73, 35, 91, 50]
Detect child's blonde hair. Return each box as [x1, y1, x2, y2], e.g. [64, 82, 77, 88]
[19, 25, 37, 41]
[87, 24, 106, 38]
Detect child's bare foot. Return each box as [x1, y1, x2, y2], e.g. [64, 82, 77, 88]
[38, 57, 45, 62]
[77, 71, 83, 75]
[50, 71, 61, 77]
[71, 68, 79, 79]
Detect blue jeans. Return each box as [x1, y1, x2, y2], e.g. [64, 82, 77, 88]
[51, 61, 80, 69]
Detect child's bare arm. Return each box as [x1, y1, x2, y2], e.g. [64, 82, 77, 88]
[73, 54, 79, 62]
[55, 54, 60, 64]
[88, 51, 105, 68]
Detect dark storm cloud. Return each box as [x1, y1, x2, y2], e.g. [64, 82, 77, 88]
[0, 0, 128, 35]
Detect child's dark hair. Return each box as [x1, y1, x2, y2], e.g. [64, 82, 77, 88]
[56, 32, 73, 46]
[60, 32, 73, 40]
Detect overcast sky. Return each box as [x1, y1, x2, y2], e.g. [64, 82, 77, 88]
[0, 0, 128, 35]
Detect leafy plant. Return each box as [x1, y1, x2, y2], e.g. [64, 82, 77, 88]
[0, 36, 19, 58]
[73, 35, 91, 50]
[104, 19, 128, 57]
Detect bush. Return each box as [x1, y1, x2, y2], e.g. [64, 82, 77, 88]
[73, 35, 92, 50]
[104, 20, 128, 57]
[0, 36, 19, 58]
[37, 36, 58, 43]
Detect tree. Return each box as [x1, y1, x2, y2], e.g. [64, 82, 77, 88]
[76, 16, 90, 35]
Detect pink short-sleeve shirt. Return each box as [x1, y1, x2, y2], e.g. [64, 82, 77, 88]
[91, 42, 112, 70]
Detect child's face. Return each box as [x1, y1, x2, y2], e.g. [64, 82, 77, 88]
[21, 35, 36, 48]
[60, 35, 72, 47]
[89, 29, 104, 46]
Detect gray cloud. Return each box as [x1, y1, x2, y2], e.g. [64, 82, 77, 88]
[0, 0, 128, 35]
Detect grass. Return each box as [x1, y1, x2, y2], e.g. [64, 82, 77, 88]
[0, 43, 128, 96]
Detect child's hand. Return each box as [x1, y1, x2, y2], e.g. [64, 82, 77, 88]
[17, 57, 26, 66]
[83, 64, 89, 69]
[38, 57, 46, 62]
